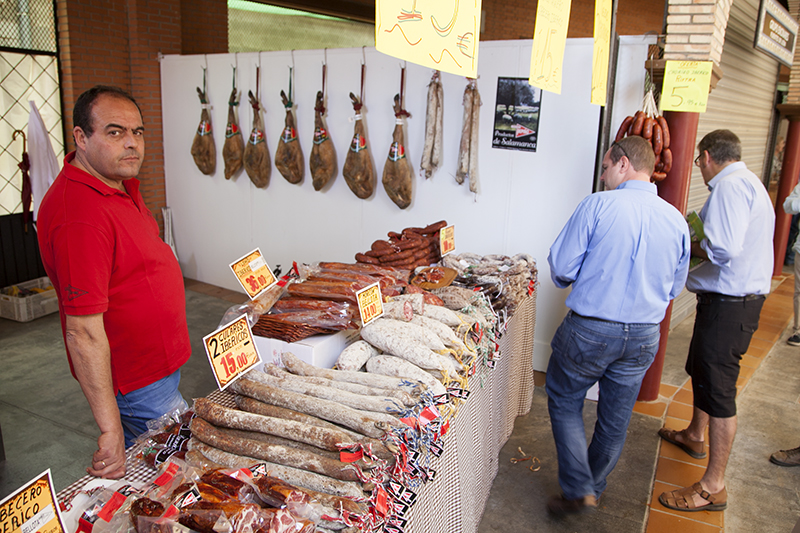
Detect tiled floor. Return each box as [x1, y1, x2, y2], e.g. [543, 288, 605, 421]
[633, 273, 794, 532]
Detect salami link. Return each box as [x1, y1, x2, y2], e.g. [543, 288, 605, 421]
[230, 377, 396, 438]
[190, 417, 362, 482]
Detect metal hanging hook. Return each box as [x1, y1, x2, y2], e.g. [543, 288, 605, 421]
[12, 129, 26, 154]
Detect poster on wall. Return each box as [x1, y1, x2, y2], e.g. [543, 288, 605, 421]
[492, 78, 542, 152]
[375, 0, 481, 78]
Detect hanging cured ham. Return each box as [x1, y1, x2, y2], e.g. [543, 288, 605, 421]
[244, 90, 270, 189]
[342, 93, 375, 199]
[191, 87, 216, 175]
[310, 91, 337, 191]
[275, 90, 304, 184]
[382, 94, 413, 209]
[222, 87, 244, 180]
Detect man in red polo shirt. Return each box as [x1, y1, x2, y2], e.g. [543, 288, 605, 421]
[37, 86, 191, 479]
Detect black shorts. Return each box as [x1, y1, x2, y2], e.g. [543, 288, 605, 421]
[685, 294, 764, 418]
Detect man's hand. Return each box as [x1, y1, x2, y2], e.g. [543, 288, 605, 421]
[87, 428, 126, 478]
[691, 240, 709, 261]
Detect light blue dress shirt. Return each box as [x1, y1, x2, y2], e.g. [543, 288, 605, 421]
[782, 182, 800, 255]
[548, 180, 690, 324]
[686, 162, 774, 296]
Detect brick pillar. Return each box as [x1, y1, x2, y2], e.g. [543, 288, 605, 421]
[638, 0, 731, 402]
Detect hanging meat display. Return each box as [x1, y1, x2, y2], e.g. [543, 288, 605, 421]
[342, 92, 376, 199]
[310, 90, 337, 191]
[222, 81, 244, 180]
[456, 78, 480, 194]
[275, 89, 304, 184]
[244, 89, 271, 189]
[419, 70, 444, 180]
[614, 89, 672, 182]
[382, 93, 413, 209]
[191, 84, 216, 176]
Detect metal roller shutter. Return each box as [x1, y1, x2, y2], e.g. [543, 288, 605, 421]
[670, 0, 780, 326]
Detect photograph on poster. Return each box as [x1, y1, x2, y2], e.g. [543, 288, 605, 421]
[492, 78, 542, 152]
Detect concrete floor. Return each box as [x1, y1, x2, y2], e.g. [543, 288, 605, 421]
[1, 283, 799, 532]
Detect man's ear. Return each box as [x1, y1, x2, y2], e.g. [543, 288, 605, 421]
[73, 127, 87, 151]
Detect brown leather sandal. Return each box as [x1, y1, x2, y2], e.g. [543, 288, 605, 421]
[659, 482, 727, 512]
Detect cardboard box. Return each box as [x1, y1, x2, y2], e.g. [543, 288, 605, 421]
[0, 277, 59, 322]
[254, 329, 360, 370]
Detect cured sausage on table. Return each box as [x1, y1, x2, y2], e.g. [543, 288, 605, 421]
[380, 99, 413, 222]
[275, 90, 304, 184]
[191, 87, 216, 175]
[222, 87, 244, 180]
[244, 90, 271, 189]
[310, 91, 337, 191]
[342, 93, 375, 199]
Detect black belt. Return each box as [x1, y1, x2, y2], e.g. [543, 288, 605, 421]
[697, 292, 766, 304]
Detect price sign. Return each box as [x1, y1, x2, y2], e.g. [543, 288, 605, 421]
[439, 225, 455, 256]
[591, 0, 612, 105]
[203, 315, 261, 390]
[661, 61, 713, 113]
[229, 248, 277, 300]
[1, 470, 66, 533]
[529, 0, 572, 94]
[356, 282, 384, 325]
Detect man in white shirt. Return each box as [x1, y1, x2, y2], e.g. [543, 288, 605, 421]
[657, 130, 775, 512]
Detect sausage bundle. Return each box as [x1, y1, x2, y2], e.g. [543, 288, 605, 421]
[614, 111, 672, 182]
[355, 220, 447, 270]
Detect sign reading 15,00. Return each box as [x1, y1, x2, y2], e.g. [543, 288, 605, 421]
[203, 315, 261, 390]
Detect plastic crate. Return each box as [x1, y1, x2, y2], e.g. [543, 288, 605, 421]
[0, 277, 59, 322]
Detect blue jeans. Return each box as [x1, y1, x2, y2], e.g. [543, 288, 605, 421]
[546, 311, 659, 500]
[115, 370, 188, 447]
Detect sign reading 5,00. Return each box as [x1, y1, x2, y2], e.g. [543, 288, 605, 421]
[661, 60, 713, 113]
[230, 248, 277, 300]
[203, 315, 261, 390]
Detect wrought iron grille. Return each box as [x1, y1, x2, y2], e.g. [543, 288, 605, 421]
[0, 51, 64, 215]
[228, 0, 375, 53]
[0, 0, 57, 53]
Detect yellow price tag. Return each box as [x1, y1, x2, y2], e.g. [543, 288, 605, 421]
[440, 225, 455, 256]
[375, 0, 482, 78]
[529, 0, 572, 94]
[230, 248, 277, 300]
[356, 282, 384, 325]
[661, 61, 713, 113]
[203, 315, 262, 390]
[0, 470, 66, 533]
[591, 0, 612, 106]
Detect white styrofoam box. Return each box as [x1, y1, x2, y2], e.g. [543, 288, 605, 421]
[254, 329, 360, 370]
[0, 276, 59, 322]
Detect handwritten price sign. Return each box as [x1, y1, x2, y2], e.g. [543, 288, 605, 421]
[356, 282, 384, 326]
[591, 0, 612, 105]
[439, 225, 455, 256]
[203, 315, 261, 390]
[230, 248, 277, 300]
[0, 470, 66, 533]
[661, 61, 713, 113]
[529, 0, 572, 94]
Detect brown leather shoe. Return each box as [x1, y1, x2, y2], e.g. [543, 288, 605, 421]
[546, 494, 598, 516]
[770, 446, 800, 466]
[658, 427, 706, 459]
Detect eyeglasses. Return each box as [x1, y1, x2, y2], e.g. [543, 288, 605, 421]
[695, 153, 703, 166]
[612, 142, 629, 162]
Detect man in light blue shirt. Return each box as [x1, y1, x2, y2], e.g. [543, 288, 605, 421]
[658, 130, 774, 512]
[545, 135, 690, 515]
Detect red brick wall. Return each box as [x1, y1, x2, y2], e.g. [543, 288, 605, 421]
[481, 0, 665, 41]
[181, 0, 229, 55]
[56, 0, 227, 228]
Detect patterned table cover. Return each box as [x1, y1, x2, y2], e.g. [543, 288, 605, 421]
[56, 294, 536, 533]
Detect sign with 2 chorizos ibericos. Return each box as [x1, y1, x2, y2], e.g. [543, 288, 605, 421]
[356, 282, 384, 326]
[230, 248, 277, 300]
[0, 470, 66, 533]
[203, 315, 261, 390]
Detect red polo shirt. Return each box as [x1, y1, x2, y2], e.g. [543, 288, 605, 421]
[37, 152, 191, 394]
